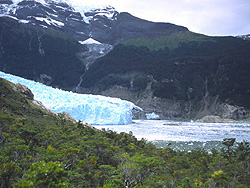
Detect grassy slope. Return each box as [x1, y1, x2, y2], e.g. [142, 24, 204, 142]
[121, 31, 214, 51]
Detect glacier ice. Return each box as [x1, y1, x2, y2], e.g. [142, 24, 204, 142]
[146, 112, 160, 120]
[0, 71, 142, 125]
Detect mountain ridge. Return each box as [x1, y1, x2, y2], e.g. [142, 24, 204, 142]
[0, 0, 188, 44]
[0, 0, 250, 120]
[0, 0, 189, 85]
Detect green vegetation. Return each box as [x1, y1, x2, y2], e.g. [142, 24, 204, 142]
[82, 32, 250, 108]
[121, 31, 214, 51]
[1, 74, 250, 187]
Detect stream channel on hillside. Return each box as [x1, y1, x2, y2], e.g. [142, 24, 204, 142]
[94, 120, 250, 152]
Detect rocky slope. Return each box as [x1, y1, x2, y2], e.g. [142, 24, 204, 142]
[99, 81, 249, 121]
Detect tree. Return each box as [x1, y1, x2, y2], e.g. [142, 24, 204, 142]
[118, 153, 161, 188]
[0, 162, 22, 188]
[14, 161, 68, 188]
[222, 138, 236, 157]
[235, 140, 250, 161]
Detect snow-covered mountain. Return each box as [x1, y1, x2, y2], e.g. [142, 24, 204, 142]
[0, 0, 119, 85]
[0, 0, 187, 45]
[0, 0, 90, 41]
[0, 0, 188, 87]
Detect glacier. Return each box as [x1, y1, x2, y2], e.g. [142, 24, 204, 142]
[146, 112, 160, 120]
[0, 71, 142, 125]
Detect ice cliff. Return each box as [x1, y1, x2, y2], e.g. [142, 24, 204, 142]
[0, 71, 142, 125]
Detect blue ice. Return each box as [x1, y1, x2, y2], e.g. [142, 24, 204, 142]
[0, 71, 142, 125]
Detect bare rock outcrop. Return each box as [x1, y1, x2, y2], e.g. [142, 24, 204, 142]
[14, 83, 34, 100]
[62, 111, 77, 124]
[196, 115, 237, 123]
[217, 103, 249, 120]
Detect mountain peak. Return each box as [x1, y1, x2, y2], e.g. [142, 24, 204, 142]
[84, 5, 117, 18]
[0, 0, 188, 45]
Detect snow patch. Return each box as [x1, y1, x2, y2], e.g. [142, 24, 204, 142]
[0, 14, 18, 20]
[72, 4, 117, 23]
[39, 24, 48, 28]
[34, 16, 64, 27]
[19, 19, 30, 24]
[79, 38, 101, 45]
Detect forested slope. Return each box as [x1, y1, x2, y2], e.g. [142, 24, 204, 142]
[81, 31, 250, 109]
[1, 78, 250, 187]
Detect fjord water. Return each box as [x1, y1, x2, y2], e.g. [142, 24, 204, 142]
[94, 120, 250, 151]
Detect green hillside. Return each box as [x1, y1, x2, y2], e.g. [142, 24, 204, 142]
[121, 31, 214, 51]
[81, 31, 250, 108]
[1, 77, 250, 187]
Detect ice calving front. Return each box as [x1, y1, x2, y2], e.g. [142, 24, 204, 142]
[0, 71, 142, 125]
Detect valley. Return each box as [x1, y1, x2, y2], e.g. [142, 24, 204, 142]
[0, 1, 250, 187]
[0, 0, 250, 120]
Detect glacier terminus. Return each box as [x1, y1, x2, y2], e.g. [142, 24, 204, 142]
[0, 71, 142, 125]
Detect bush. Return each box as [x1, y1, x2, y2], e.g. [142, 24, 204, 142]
[14, 161, 68, 188]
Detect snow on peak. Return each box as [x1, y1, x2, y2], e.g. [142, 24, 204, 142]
[0, 71, 142, 125]
[85, 5, 117, 19]
[79, 38, 101, 45]
[34, 16, 64, 27]
[71, 4, 117, 23]
[1, 0, 118, 25]
[12, 0, 67, 5]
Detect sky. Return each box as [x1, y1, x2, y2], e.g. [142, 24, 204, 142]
[67, 0, 250, 36]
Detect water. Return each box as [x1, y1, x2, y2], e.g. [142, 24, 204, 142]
[94, 120, 250, 151]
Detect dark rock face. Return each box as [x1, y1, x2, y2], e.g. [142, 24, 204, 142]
[0, 17, 86, 89]
[0, 0, 13, 5]
[87, 10, 188, 45]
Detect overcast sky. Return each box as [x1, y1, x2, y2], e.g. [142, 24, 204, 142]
[68, 0, 250, 36]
